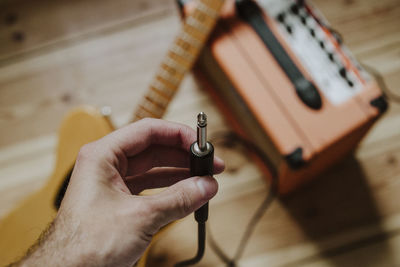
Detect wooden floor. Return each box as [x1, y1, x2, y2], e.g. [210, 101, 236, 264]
[0, 0, 399, 266]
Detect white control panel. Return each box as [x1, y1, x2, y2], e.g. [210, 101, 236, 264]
[257, 0, 370, 105]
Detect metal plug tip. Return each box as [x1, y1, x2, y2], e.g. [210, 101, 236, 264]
[197, 112, 207, 151]
[197, 112, 207, 127]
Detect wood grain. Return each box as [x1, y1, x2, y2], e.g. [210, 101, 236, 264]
[0, 0, 176, 63]
[0, 0, 399, 266]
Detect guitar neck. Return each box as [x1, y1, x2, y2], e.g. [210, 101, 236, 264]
[133, 0, 225, 121]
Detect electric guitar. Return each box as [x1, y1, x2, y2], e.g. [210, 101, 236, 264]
[0, 0, 225, 266]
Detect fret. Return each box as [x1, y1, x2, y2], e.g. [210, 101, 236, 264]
[186, 16, 209, 34]
[149, 83, 172, 100]
[169, 44, 196, 62]
[139, 104, 159, 118]
[161, 64, 185, 82]
[180, 31, 202, 49]
[144, 95, 167, 114]
[156, 68, 181, 87]
[161, 63, 178, 76]
[134, 113, 144, 121]
[136, 107, 152, 120]
[168, 51, 191, 68]
[146, 90, 169, 108]
[152, 79, 176, 97]
[155, 76, 179, 95]
[149, 86, 173, 103]
[133, 111, 144, 121]
[193, 11, 207, 24]
[138, 104, 161, 118]
[182, 23, 208, 42]
[206, 0, 225, 8]
[163, 57, 186, 74]
[176, 38, 192, 52]
[170, 39, 200, 61]
[197, 0, 219, 18]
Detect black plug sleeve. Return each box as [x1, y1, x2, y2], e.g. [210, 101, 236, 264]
[190, 142, 214, 223]
[174, 142, 214, 267]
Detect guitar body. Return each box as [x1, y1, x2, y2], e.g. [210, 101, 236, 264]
[0, 107, 114, 265]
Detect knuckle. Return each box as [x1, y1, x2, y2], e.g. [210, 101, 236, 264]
[122, 199, 157, 243]
[138, 198, 159, 222]
[141, 117, 153, 123]
[176, 190, 193, 217]
[138, 199, 154, 217]
[76, 142, 104, 165]
[139, 117, 156, 125]
[136, 199, 162, 232]
[77, 143, 95, 160]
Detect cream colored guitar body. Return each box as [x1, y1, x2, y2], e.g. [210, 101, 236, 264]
[0, 107, 114, 265]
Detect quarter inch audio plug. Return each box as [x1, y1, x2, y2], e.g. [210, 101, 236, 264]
[192, 112, 214, 224]
[174, 112, 214, 266]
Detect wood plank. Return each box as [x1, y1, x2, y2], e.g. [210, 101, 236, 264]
[0, 134, 56, 217]
[0, 13, 180, 147]
[314, 0, 400, 49]
[0, 0, 176, 62]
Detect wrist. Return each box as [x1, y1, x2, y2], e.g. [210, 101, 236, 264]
[15, 213, 99, 267]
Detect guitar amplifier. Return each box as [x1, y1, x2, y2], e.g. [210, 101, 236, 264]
[180, 0, 387, 194]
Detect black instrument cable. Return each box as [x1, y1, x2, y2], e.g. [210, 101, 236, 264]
[207, 131, 279, 267]
[174, 222, 206, 266]
[174, 114, 278, 267]
[174, 112, 214, 266]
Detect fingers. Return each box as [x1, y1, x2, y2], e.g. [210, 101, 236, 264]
[104, 118, 196, 157]
[78, 118, 224, 185]
[213, 156, 225, 174]
[126, 144, 225, 176]
[144, 176, 218, 229]
[126, 145, 189, 176]
[126, 167, 191, 195]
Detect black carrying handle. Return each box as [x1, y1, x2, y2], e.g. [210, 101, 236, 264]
[235, 0, 322, 110]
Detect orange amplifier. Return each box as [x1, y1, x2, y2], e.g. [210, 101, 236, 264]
[180, 0, 387, 194]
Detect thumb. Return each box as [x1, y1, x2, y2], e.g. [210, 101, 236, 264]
[148, 176, 218, 229]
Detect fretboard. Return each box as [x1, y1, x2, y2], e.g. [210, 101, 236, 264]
[133, 0, 225, 121]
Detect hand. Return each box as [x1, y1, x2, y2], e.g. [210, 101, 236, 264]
[17, 118, 224, 267]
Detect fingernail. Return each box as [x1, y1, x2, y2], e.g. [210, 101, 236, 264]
[196, 176, 217, 198]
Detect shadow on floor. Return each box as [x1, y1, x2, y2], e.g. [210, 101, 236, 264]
[280, 155, 395, 266]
